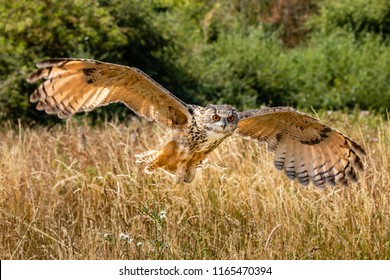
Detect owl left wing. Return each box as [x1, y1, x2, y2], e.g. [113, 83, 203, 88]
[236, 107, 366, 188]
[27, 58, 192, 129]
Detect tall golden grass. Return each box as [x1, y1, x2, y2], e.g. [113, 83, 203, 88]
[0, 111, 388, 260]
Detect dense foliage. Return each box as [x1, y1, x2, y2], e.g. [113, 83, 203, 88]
[1, 0, 389, 124]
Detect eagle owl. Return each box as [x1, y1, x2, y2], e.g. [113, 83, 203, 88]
[27, 58, 366, 187]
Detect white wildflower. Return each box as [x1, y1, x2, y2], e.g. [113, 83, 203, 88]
[159, 210, 167, 220]
[119, 233, 132, 242]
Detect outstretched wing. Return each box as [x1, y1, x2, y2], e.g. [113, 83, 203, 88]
[237, 107, 366, 188]
[27, 58, 192, 129]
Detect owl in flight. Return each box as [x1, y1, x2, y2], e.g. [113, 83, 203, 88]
[27, 58, 366, 187]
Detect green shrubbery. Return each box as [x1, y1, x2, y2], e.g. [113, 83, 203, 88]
[0, 0, 389, 124]
[287, 32, 390, 110]
[188, 0, 390, 111]
[308, 0, 390, 38]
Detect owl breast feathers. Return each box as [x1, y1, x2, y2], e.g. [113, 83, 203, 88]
[27, 58, 366, 187]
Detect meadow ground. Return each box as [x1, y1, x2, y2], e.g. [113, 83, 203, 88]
[0, 111, 388, 260]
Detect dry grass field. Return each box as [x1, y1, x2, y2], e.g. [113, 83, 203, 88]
[0, 111, 389, 260]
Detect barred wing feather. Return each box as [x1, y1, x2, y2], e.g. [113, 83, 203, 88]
[237, 107, 366, 188]
[27, 58, 191, 129]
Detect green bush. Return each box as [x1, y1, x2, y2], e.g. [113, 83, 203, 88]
[188, 28, 293, 109]
[0, 0, 201, 124]
[308, 0, 390, 38]
[185, 0, 390, 111]
[0, 0, 127, 123]
[285, 32, 390, 110]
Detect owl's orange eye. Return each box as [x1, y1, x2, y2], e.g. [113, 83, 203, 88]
[227, 115, 235, 122]
[212, 115, 220, 121]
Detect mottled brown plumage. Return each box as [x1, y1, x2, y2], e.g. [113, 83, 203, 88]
[27, 58, 366, 187]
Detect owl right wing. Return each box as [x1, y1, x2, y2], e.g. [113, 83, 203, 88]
[27, 58, 192, 129]
[237, 107, 366, 188]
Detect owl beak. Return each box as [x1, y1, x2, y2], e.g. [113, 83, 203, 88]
[222, 119, 227, 130]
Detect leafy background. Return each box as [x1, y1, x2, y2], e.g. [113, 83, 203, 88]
[1, 0, 389, 125]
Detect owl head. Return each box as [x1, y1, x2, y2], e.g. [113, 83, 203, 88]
[202, 104, 239, 134]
